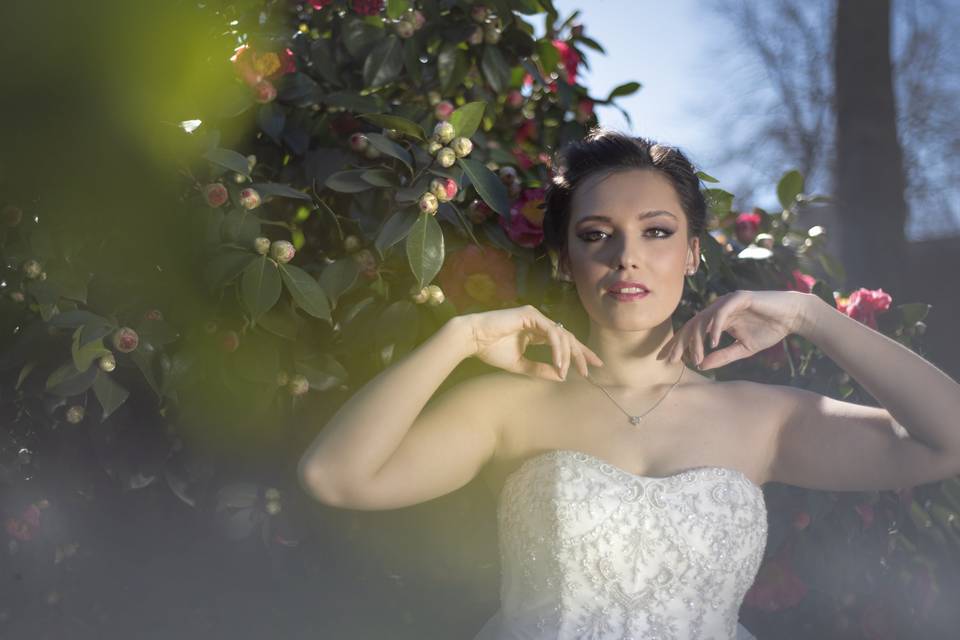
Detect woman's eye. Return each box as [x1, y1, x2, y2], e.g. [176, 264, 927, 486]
[579, 228, 673, 241]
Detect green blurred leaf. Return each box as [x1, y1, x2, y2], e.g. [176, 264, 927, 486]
[257, 102, 286, 144]
[405, 212, 444, 290]
[45, 360, 98, 396]
[459, 157, 511, 217]
[364, 132, 413, 171]
[448, 101, 487, 139]
[324, 90, 382, 113]
[250, 182, 313, 202]
[481, 46, 511, 94]
[221, 209, 261, 246]
[203, 148, 250, 178]
[318, 258, 361, 308]
[71, 327, 110, 373]
[576, 35, 606, 54]
[93, 371, 129, 421]
[364, 35, 404, 88]
[438, 43, 469, 94]
[357, 113, 425, 140]
[375, 208, 419, 254]
[326, 169, 375, 193]
[241, 256, 282, 323]
[696, 170, 719, 184]
[898, 302, 931, 326]
[606, 81, 641, 101]
[777, 170, 805, 210]
[203, 250, 256, 292]
[279, 264, 331, 321]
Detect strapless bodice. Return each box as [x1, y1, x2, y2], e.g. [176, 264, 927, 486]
[473, 449, 768, 640]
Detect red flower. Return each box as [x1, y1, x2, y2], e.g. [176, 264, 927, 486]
[230, 44, 296, 90]
[279, 48, 296, 75]
[854, 503, 875, 529]
[351, 0, 384, 15]
[514, 119, 537, 145]
[575, 98, 594, 124]
[4, 504, 42, 542]
[437, 244, 518, 312]
[834, 288, 892, 330]
[310, 0, 333, 8]
[499, 188, 545, 248]
[786, 269, 816, 293]
[735, 211, 762, 245]
[552, 39, 580, 84]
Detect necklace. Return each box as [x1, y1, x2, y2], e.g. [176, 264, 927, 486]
[585, 364, 685, 426]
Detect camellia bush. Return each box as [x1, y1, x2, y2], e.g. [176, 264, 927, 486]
[1, 0, 956, 637]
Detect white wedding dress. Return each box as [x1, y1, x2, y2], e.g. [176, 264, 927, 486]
[472, 449, 768, 640]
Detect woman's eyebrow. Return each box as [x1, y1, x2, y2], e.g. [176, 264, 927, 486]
[574, 210, 677, 225]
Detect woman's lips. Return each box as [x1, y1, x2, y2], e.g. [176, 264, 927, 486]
[607, 290, 650, 302]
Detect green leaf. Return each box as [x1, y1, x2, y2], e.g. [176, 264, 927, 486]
[437, 43, 468, 94]
[363, 35, 404, 88]
[203, 250, 256, 292]
[250, 182, 313, 202]
[576, 35, 606, 54]
[319, 258, 361, 308]
[93, 371, 129, 421]
[696, 170, 720, 184]
[45, 360, 98, 396]
[48, 310, 110, 330]
[405, 212, 445, 290]
[241, 256, 282, 323]
[361, 168, 399, 188]
[325, 169, 374, 193]
[777, 170, 805, 210]
[481, 46, 511, 95]
[15, 362, 37, 390]
[606, 81, 641, 101]
[459, 157, 511, 217]
[221, 209, 261, 246]
[898, 302, 931, 326]
[364, 132, 413, 171]
[257, 301, 303, 341]
[386, 0, 410, 19]
[203, 148, 250, 178]
[535, 39, 560, 79]
[257, 103, 285, 145]
[375, 208, 419, 254]
[279, 264, 331, 321]
[309, 38, 341, 86]
[71, 327, 110, 372]
[324, 90, 382, 113]
[357, 113, 425, 140]
[703, 188, 734, 217]
[375, 300, 419, 363]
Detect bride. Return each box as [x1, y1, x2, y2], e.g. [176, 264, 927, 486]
[297, 128, 960, 639]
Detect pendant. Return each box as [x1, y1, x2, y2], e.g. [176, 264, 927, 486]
[629, 415, 642, 425]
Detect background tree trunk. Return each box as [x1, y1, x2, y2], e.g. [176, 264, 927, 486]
[834, 0, 909, 299]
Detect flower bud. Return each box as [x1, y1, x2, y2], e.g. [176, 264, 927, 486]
[265, 488, 281, 502]
[238, 188, 262, 210]
[467, 26, 484, 46]
[98, 353, 117, 372]
[484, 24, 501, 44]
[410, 284, 430, 304]
[253, 79, 277, 103]
[39, 272, 47, 281]
[470, 5, 489, 22]
[498, 166, 518, 186]
[112, 327, 139, 353]
[2, 204, 23, 226]
[433, 121, 455, 144]
[427, 90, 442, 106]
[506, 90, 523, 109]
[143, 309, 163, 321]
[450, 136, 473, 158]
[203, 320, 219, 335]
[437, 147, 457, 168]
[349, 132, 369, 152]
[276, 370, 290, 386]
[410, 9, 426, 29]
[220, 330, 240, 353]
[418, 192, 439, 215]
[434, 100, 455, 121]
[265, 501, 282, 515]
[343, 235, 362, 252]
[426, 284, 444, 306]
[430, 177, 458, 202]
[253, 236, 271, 255]
[270, 240, 296, 264]
[571, 24, 584, 38]
[383, 128, 403, 141]
[246, 155, 257, 173]
[288, 374, 309, 396]
[395, 19, 415, 39]
[22, 259, 42, 279]
[363, 145, 382, 159]
[66, 405, 85, 424]
[9, 291, 25, 303]
[426, 139, 443, 155]
[233, 172, 248, 184]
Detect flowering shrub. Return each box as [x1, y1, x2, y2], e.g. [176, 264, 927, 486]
[0, 1, 949, 637]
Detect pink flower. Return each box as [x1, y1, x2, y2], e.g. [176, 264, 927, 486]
[279, 48, 296, 75]
[203, 183, 229, 208]
[351, 0, 384, 15]
[511, 147, 534, 170]
[834, 288, 892, 330]
[575, 98, 594, 124]
[437, 244, 518, 312]
[735, 211, 762, 245]
[551, 39, 580, 84]
[310, 0, 333, 9]
[854, 503, 875, 528]
[498, 188, 545, 248]
[253, 79, 277, 104]
[786, 269, 816, 293]
[514, 119, 537, 144]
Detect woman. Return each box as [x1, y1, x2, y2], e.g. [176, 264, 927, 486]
[297, 128, 960, 639]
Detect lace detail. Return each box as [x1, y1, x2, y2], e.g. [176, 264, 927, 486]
[476, 449, 767, 640]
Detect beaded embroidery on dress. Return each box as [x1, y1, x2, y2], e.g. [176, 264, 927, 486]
[472, 449, 768, 640]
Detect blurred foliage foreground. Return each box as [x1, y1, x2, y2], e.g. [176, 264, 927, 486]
[1, 0, 957, 638]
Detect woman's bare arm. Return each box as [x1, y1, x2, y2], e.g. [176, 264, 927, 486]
[296, 315, 494, 508]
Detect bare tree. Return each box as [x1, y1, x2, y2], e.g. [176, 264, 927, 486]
[696, 0, 960, 241]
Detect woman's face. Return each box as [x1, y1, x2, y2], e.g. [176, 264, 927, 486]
[563, 168, 699, 330]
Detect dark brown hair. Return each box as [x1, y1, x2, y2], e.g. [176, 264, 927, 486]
[542, 127, 707, 273]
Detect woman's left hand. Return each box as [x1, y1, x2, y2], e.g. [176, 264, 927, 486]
[657, 290, 812, 370]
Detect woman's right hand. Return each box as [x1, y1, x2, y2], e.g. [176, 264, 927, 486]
[462, 305, 604, 381]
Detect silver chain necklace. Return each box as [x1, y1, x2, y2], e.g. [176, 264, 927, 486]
[584, 363, 685, 426]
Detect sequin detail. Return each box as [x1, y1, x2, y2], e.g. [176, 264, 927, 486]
[479, 449, 767, 640]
